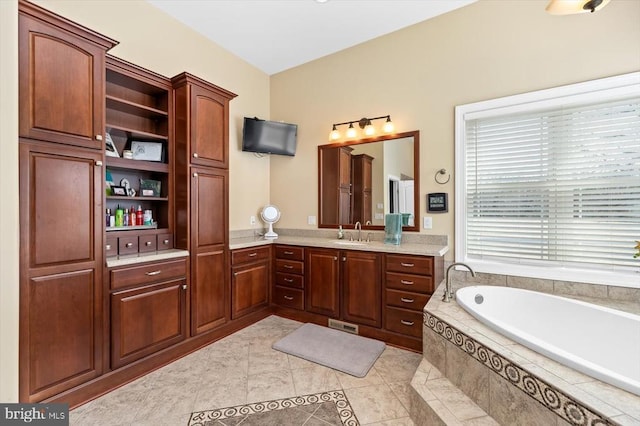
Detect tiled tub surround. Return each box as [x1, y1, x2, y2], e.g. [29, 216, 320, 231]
[418, 273, 640, 426]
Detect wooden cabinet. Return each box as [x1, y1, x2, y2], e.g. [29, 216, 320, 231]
[272, 245, 305, 310]
[104, 56, 173, 256]
[110, 258, 188, 369]
[231, 246, 270, 319]
[319, 146, 353, 225]
[19, 141, 104, 402]
[172, 73, 236, 169]
[351, 154, 374, 225]
[18, 1, 115, 149]
[306, 248, 340, 317]
[384, 254, 438, 338]
[342, 250, 382, 327]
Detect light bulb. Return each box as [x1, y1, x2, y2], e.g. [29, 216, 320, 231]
[346, 123, 357, 139]
[383, 117, 394, 133]
[364, 123, 375, 136]
[329, 125, 340, 140]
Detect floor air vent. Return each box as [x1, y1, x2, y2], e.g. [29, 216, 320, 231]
[328, 319, 359, 334]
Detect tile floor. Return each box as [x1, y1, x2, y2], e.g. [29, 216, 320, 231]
[70, 315, 421, 425]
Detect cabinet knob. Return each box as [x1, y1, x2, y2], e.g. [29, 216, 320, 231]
[105, 244, 111, 250]
[333, 256, 338, 261]
[95, 160, 103, 167]
[342, 257, 346, 262]
[126, 242, 133, 248]
[193, 153, 198, 158]
[95, 134, 103, 141]
[182, 284, 187, 290]
[145, 241, 152, 246]
[193, 173, 198, 178]
[163, 239, 170, 245]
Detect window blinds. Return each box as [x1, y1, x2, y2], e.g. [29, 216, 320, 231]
[464, 97, 640, 269]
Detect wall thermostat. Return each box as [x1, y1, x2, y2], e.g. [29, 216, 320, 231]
[427, 192, 448, 212]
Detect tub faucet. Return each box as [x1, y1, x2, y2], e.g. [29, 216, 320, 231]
[354, 221, 362, 241]
[443, 262, 476, 303]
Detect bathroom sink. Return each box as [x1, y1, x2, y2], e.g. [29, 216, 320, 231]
[333, 240, 368, 246]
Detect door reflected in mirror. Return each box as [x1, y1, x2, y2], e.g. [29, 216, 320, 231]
[318, 130, 419, 232]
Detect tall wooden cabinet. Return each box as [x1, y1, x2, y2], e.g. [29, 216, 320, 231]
[172, 73, 237, 337]
[18, 1, 116, 403]
[319, 146, 353, 225]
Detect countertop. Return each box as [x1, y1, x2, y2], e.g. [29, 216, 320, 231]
[229, 235, 449, 257]
[106, 248, 190, 268]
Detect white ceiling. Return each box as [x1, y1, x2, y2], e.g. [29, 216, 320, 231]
[147, 0, 477, 75]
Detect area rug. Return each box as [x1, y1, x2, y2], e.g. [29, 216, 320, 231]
[188, 390, 358, 425]
[272, 323, 386, 378]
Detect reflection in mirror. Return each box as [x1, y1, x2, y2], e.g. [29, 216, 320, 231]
[318, 130, 419, 232]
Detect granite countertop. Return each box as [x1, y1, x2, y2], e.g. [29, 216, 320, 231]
[106, 248, 190, 268]
[229, 234, 449, 257]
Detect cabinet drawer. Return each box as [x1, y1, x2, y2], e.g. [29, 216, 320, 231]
[111, 258, 187, 290]
[118, 235, 138, 255]
[157, 233, 173, 251]
[275, 245, 304, 261]
[386, 254, 433, 276]
[232, 246, 270, 265]
[275, 272, 304, 289]
[386, 272, 434, 294]
[105, 237, 117, 257]
[275, 259, 304, 275]
[138, 235, 157, 253]
[386, 289, 430, 311]
[273, 286, 304, 310]
[385, 307, 423, 338]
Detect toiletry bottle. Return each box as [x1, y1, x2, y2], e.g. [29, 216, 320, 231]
[115, 206, 124, 227]
[136, 205, 143, 226]
[106, 208, 111, 227]
[337, 225, 344, 239]
[130, 206, 137, 226]
[123, 208, 129, 226]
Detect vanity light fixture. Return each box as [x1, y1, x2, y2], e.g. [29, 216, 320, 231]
[546, 0, 610, 15]
[328, 115, 394, 140]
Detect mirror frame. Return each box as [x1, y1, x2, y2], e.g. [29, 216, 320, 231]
[318, 130, 420, 232]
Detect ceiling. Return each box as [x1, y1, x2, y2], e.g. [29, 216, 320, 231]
[147, 0, 477, 75]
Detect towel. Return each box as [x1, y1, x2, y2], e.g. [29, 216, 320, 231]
[384, 213, 403, 245]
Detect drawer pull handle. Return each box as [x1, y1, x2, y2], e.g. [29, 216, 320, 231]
[284, 278, 294, 282]
[283, 264, 293, 269]
[125, 242, 133, 248]
[163, 239, 170, 244]
[284, 251, 294, 255]
[145, 270, 162, 276]
[401, 320, 415, 326]
[400, 262, 415, 267]
[400, 297, 414, 303]
[284, 295, 294, 300]
[248, 252, 258, 257]
[105, 244, 111, 250]
[400, 280, 414, 285]
[145, 241, 152, 246]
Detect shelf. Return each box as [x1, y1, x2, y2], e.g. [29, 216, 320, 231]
[107, 195, 168, 202]
[107, 125, 168, 141]
[106, 224, 158, 232]
[105, 156, 169, 173]
[106, 95, 168, 119]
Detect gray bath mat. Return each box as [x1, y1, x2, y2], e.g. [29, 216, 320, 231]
[272, 323, 385, 377]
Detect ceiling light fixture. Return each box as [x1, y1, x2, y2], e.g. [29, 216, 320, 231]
[545, 0, 611, 15]
[328, 115, 394, 141]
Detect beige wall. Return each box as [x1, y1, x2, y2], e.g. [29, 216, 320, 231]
[270, 0, 640, 249]
[0, 0, 272, 401]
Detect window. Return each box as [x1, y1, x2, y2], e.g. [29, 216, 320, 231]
[455, 73, 640, 286]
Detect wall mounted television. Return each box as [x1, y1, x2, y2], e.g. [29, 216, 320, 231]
[242, 117, 298, 156]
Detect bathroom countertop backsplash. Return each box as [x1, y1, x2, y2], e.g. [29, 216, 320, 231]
[229, 228, 449, 257]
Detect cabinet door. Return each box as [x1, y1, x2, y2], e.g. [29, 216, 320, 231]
[342, 251, 382, 327]
[191, 168, 227, 247]
[231, 260, 269, 319]
[192, 249, 227, 334]
[18, 9, 112, 149]
[306, 248, 340, 317]
[19, 142, 104, 402]
[190, 85, 228, 168]
[111, 280, 187, 369]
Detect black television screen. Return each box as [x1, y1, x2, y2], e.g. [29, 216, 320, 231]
[242, 117, 297, 156]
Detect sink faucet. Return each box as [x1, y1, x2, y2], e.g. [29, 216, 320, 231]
[443, 262, 476, 303]
[354, 221, 362, 241]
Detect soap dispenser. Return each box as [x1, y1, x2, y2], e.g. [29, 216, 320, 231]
[337, 225, 344, 239]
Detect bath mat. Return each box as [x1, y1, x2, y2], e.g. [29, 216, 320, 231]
[188, 390, 357, 425]
[272, 323, 385, 377]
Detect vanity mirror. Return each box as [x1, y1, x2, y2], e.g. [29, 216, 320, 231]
[318, 130, 420, 232]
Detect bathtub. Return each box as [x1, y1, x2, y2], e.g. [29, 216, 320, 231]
[456, 285, 640, 397]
